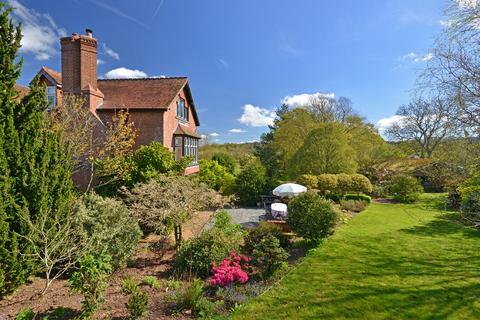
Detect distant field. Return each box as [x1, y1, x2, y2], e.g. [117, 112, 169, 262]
[232, 194, 480, 320]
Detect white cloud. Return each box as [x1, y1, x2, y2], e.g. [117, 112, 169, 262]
[401, 52, 434, 63]
[102, 43, 120, 60]
[238, 104, 276, 127]
[209, 132, 220, 137]
[282, 92, 335, 108]
[8, 0, 66, 60]
[229, 128, 247, 133]
[97, 59, 105, 65]
[104, 67, 148, 79]
[377, 115, 405, 133]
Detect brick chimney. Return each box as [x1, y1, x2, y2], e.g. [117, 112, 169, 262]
[60, 29, 103, 112]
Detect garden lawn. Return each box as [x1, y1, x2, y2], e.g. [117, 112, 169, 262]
[232, 194, 480, 320]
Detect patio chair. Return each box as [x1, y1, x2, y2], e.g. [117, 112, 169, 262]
[260, 195, 281, 218]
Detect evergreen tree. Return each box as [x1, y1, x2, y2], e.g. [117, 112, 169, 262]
[0, 2, 76, 296]
[254, 104, 289, 180]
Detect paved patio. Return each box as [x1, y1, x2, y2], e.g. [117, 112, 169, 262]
[206, 207, 267, 229]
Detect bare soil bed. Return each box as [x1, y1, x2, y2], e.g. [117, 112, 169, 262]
[0, 211, 214, 320]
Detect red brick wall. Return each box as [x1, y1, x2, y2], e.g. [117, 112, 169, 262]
[163, 86, 199, 150]
[97, 109, 165, 148]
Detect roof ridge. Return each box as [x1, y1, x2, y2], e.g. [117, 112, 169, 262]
[97, 77, 187, 81]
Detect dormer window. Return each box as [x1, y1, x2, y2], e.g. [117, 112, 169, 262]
[176, 98, 188, 122]
[46, 86, 56, 108]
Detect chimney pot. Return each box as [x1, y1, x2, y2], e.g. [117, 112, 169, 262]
[85, 28, 93, 38]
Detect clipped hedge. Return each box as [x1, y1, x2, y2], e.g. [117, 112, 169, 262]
[344, 193, 372, 203]
[297, 174, 318, 190]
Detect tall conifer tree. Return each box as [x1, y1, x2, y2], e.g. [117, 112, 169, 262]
[0, 2, 76, 296]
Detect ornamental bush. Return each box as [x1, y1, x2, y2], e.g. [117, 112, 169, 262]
[208, 251, 252, 287]
[389, 175, 423, 203]
[343, 193, 372, 203]
[461, 189, 480, 225]
[175, 211, 245, 277]
[251, 234, 288, 279]
[243, 222, 289, 254]
[74, 193, 142, 269]
[336, 173, 354, 195]
[297, 174, 318, 190]
[69, 252, 113, 319]
[349, 174, 373, 194]
[212, 152, 238, 174]
[316, 174, 338, 195]
[197, 159, 235, 195]
[288, 192, 337, 242]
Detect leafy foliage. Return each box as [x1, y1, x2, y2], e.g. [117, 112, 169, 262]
[389, 175, 423, 203]
[296, 174, 318, 190]
[174, 278, 205, 312]
[288, 122, 357, 178]
[69, 252, 113, 319]
[233, 157, 268, 206]
[126, 290, 149, 319]
[124, 175, 226, 245]
[74, 193, 142, 269]
[212, 152, 238, 174]
[141, 275, 161, 289]
[96, 141, 188, 196]
[175, 211, 245, 277]
[243, 222, 289, 255]
[316, 174, 338, 195]
[349, 174, 373, 194]
[288, 193, 338, 242]
[0, 3, 76, 296]
[15, 308, 35, 320]
[251, 234, 288, 279]
[197, 159, 235, 195]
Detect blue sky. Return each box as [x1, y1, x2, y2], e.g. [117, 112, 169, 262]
[11, 0, 448, 143]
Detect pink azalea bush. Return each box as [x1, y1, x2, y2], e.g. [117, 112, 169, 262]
[209, 251, 253, 287]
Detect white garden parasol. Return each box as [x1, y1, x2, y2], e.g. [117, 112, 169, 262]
[272, 183, 307, 198]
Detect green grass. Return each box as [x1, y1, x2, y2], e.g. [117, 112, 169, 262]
[232, 194, 480, 320]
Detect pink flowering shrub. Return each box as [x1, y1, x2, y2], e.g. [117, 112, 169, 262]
[209, 251, 253, 287]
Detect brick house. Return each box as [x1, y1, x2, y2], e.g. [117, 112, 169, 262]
[22, 29, 201, 187]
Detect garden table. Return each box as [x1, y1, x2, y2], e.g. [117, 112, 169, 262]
[271, 202, 288, 220]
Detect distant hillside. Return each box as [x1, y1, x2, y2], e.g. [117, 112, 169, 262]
[199, 143, 255, 161]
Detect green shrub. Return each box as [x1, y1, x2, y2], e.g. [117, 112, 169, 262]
[234, 157, 268, 206]
[343, 193, 372, 203]
[175, 211, 245, 277]
[372, 184, 388, 198]
[15, 308, 35, 320]
[461, 189, 480, 224]
[121, 277, 139, 295]
[74, 193, 142, 269]
[350, 174, 373, 194]
[196, 297, 223, 319]
[243, 222, 289, 254]
[336, 173, 354, 195]
[174, 278, 204, 312]
[316, 174, 338, 195]
[129, 142, 177, 183]
[212, 152, 238, 174]
[297, 174, 318, 190]
[251, 234, 289, 279]
[340, 200, 367, 212]
[68, 252, 113, 319]
[288, 193, 338, 242]
[126, 290, 149, 319]
[141, 276, 161, 289]
[197, 159, 235, 195]
[389, 175, 423, 203]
